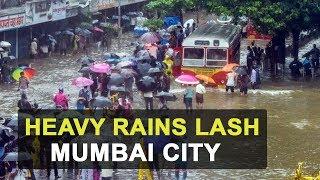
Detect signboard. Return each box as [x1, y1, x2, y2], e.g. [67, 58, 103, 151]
[0, 14, 25, 32]
[25, 1, 52, 25]
[195, 40, 210, 46]
[52, 0, 67, 21]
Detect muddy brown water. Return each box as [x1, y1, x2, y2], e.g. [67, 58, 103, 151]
[1, 33, 319, 179]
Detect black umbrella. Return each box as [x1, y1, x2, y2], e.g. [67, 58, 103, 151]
[137, 76, 156, 92]
[108, 73, 124, 86]
[78, 66, 91, 73]
[120, 68, 137, 78]
[155, 91, 177, 101]
[91, 96, 112, 108]
[0, 152, 31, 162]
[110, 85, 126, 93]
[137, 62, 152, 76]
[62, 30, 74, 36]
[235, 66, 248, 75]
[148, 67, 162, 74]
[77, 56, 94, 65]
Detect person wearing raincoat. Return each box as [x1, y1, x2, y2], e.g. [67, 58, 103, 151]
[73, 34, 80, 54]
[53, 88, 69, 110]
[163, 55, 173, 77]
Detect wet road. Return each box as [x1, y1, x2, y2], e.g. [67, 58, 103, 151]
[1, 33, 320, 179]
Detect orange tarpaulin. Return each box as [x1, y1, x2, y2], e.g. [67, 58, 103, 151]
[196, 74, 216, 84]
[222, 63, 239, 72]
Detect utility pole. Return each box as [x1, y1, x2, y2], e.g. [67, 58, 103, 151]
[117, 0, 122, 49]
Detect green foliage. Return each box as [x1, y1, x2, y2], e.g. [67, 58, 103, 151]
[143, 18, 164, 31]
[100, 23, 118, 36]
[146, 0, 195, 17]
[206, 0, 320, 35]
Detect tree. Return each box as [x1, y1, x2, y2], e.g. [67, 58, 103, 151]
[207, 0, 320, 62]
[145, 0, 195, 22]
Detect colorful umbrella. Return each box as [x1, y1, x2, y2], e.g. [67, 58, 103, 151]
[140, 32, 160, 44]
[175, 74, 199, 85]
[12, 68, 23, 81]
[93, 27, 104, 33]
[90, 63, 111, 73]
[23, 68, 37, 79]
[211, 71, 228, 85]
[12, 67, 36, 81]
[196, 74, 216, 84]
[222, 63, 239, 72]
[72, 77, 94, 87]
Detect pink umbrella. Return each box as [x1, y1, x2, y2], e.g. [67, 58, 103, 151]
[72, 77, 94, 87]
[140, 32, 160, 44]
[175, 74, 199, 85]
[90, 63, 111, 73]
[93, 27, 104, 33]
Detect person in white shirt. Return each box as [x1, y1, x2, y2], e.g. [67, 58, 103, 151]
[251, 68, 257, 89]
[30, 38, 38, 59]
[195, 80, 206, 109]
[226, 72, 236, 93]
[143, 91, 153, 110]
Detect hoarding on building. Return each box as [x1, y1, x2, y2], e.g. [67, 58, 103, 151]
[90, 0, 147, 12]
[52, 0, 67, 21]
[25, 1, 53, 25]
[0, 14, 25, 32]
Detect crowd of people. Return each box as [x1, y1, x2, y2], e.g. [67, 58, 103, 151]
[0, 18, 207, 179]
[289, 44, 320, 80]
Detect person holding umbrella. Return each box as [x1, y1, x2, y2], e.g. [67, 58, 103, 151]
[238, 74, 249, 96]
[18, 72, 29, 95]
[30, 38, 38, 59]
[226, 71, 236, 93]
[143, 91, 154, 110]
[195, 80, 206, 109]
[184, 84, 194, 111]
[78, 86, 92, 108]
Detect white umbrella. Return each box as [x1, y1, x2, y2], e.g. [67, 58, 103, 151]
[0, 41, 11, 48]
[184, 19, 194, 28]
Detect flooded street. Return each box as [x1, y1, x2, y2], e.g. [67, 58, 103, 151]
[1, 33, 320, 179]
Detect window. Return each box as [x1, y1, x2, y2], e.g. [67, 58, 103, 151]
[184, 48, 204, 60]
[207, 49, 227, 60]
[183, 48, 205, 67]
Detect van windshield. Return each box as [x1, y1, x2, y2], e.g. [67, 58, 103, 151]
[184, 48, 204, 59]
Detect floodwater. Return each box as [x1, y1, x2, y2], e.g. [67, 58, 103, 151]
[1, 33, 320, 179]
